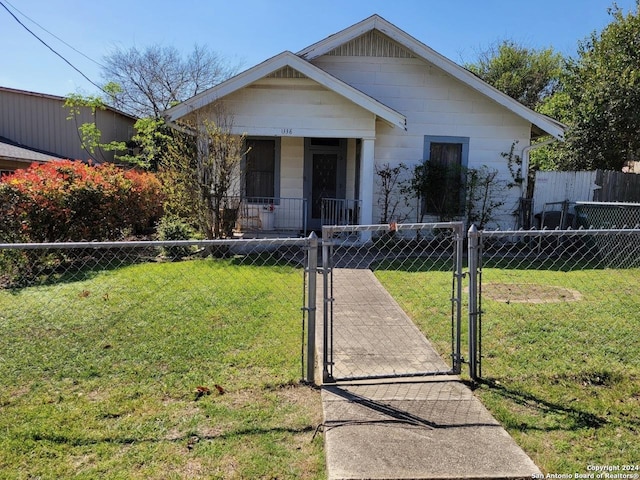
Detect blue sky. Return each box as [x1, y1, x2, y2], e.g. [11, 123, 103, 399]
[0, 0, 637, 98]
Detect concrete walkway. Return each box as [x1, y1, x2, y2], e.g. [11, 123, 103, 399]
[317, 268, 541, 480]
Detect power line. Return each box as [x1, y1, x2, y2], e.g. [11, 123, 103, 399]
[0, 0, 105, 93]
[2, 0, 105, 69]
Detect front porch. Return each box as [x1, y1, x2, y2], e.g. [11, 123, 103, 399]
[164, 48, 409, 240]
[237, 134, 376, 238]
[230, 196, 361, 238]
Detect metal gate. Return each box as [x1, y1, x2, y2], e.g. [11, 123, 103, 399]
[321, 222, 464, 382]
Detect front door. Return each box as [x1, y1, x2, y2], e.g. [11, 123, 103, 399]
[304, 138, 347, 231]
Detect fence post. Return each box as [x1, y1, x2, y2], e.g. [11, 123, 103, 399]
[305, 232, 318, 384]
[453, 223, 464, 374]
[467, 224, 480, 381]
[322, 227, 334, 383]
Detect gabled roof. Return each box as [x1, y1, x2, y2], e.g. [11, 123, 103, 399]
[298, 15, 565, 140]
[164, 51, 407, 130]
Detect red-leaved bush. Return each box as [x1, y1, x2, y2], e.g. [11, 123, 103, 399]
[0, 160, 163, 242]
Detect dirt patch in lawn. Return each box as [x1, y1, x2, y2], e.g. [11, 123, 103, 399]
[482, 283, 583, 303]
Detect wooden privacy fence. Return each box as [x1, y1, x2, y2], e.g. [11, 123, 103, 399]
[594, 170, 640, 202]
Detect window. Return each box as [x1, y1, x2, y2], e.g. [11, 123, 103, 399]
[244, 138, 280, 199]
[422, 136, 469, 218]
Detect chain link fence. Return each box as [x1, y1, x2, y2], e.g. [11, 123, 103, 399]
[321, 222, 464, 382]
[5, 225, 639, 385]
[0, 236, 331, 478]
[0, 237, 317, 386]
[536, 200, 640, 230]
[7, 224, 640, 475]
[468, 227, 640, 380]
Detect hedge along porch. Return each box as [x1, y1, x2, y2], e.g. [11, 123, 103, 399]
[164, 15, 565, 234]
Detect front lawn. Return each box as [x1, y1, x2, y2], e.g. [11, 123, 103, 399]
[5, 243, 638, 477]
[377, 264, 640, 474]
[0, 258, 325, 479]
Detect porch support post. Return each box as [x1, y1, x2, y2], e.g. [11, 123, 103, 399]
[358, 137, 375, 242]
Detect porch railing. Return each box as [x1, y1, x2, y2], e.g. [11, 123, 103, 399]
[321, 198, 361, 227]
[232, 196, 307, 235]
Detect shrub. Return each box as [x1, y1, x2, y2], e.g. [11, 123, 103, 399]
[0, 160, 163, 243]
[156, 215, 197, 259]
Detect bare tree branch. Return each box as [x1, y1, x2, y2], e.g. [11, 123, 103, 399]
[101, 44, 241, 117]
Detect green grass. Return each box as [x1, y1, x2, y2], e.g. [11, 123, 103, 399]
[377, 264, 640, 474]
[0, 258, 324, 479]
[7, 249, 637, 477]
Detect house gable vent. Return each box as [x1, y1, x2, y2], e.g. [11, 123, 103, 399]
[267, 66, 308, 79]
[327, 30, 416, 58]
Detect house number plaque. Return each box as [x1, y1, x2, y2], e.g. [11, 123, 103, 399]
[280, 128, 293, 135]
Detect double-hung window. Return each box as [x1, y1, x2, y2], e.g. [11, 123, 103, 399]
[244, 138, 280, 200]
[422, 136, 469, 217]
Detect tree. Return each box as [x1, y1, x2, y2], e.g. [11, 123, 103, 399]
[464, 166, 506, 229]
[63, 82, 128, 163]
[160, 104, 246, 239]
[101, 44, 239, 118]
[465, 40, 563, 111]
[196, 117, 245, 240]
[117, 116, 174, 170]
[405, 160, 508, 227]
[61, 44, 244, 238]
[94, 44, 240, 170]
[549, 3, 640, 171]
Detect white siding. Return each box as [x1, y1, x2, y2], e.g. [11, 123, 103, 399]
[180, 31, 544, 230]
[279, 137, 304, 198]
[191, 78, 378, 211]
[217, 78, 377, 139]
[312, 54, 532, 228]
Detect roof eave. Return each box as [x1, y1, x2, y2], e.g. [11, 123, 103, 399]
[299, 14, 565, 140]
[164, 51, 407, 130]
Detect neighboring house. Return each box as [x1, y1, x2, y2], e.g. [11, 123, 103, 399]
[0, 137, 67, 176]
[164, 15, 565, 232]
[0, 136, 66, 176]
[0, 86, 136, 173]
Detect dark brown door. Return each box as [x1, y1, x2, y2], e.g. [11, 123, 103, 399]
[304, 138, 346, 230]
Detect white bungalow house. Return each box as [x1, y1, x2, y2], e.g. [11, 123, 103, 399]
[164, 14, 565, 234]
